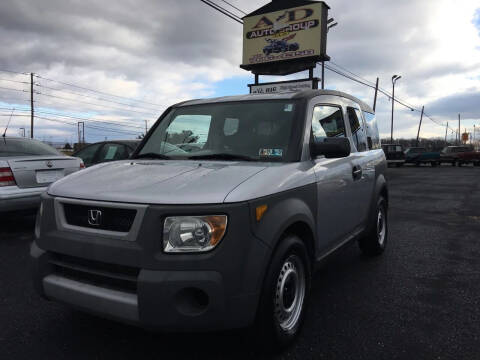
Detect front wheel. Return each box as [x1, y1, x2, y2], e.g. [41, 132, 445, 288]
[255, 235, 311, 350]
[359, 197, 388, 256]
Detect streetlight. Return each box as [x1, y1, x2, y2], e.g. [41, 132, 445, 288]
[390, 74, 401, 143]
[322, 18, 338, 90]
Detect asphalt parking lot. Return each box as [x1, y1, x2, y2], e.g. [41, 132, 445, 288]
[1, 165, 480, 360]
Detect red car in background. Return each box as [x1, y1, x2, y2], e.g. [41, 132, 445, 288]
[440, 146, 480, 166]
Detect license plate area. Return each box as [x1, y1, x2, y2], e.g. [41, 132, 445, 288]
[36, 169, 64, 184]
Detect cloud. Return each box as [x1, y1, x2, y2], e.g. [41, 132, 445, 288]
[0, 0, 479, 142]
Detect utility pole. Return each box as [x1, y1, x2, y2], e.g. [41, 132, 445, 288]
[458, 113, 461, 145]
[445, 122, 448, 145]
[145, 120, 148, 135]
[30, 73, 34, 138]
[77, 122, 85, 145]
[372, 77, 379, 112]
[416, 105, 424, 147]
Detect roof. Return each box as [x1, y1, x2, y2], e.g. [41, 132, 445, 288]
[175, 89, 374, 113]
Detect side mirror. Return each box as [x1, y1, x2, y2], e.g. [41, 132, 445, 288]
[310, 137, 351, 159]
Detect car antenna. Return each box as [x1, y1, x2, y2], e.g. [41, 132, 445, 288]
[2, 108, 15, 139]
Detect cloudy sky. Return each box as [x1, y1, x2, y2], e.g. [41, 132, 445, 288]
[0, 0, 479, 144]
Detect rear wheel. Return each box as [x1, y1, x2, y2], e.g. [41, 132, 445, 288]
[359, 197, 388, 256]
[255, 235, 311, 350]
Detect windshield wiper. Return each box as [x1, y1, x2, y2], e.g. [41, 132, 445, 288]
[188, 153, 255, 161]
[133, 152, 171, 160]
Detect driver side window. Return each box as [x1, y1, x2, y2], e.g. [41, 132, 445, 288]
[311, 105, 346, 141]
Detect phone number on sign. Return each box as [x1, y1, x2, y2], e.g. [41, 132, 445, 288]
[249, 49, 315, 64]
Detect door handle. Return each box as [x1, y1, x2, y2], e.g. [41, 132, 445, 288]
[352, 165, 362, 180]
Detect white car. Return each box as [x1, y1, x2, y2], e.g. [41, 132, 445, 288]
[0, 137, 83, 212]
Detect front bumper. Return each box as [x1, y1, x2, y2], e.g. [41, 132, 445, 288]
[31, 194, 271, 331]
[0, 185, 46, 212]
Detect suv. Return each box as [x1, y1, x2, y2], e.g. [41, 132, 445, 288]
[381, 144, 405, 167]
[440, 146, 480, 166]
[31, 90, 388, 348]
[404, 147, 440, 166]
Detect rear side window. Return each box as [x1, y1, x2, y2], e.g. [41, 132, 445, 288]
[311, 105, 346, 140]
[363, 111, 381, 149]
[74, 143, 102, 166]
[347, 107, 368, 152]
[97, 143, 129, 162]
[0, 138, 60, 157]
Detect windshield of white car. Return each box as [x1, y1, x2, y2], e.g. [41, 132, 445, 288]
[0, 138, 61, 157]
[135, 100, 301, 162]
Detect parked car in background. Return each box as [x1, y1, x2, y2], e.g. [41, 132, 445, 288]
[440, 146, 480, 166]
[404, 147, 440, 166]
[72, 140, 140, 167]
[32, 90, 388, 348]
[0, 137, 83, 213]
[381, 144, 405, 167]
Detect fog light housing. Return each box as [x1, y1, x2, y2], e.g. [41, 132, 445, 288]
[163, 215, 227, 253]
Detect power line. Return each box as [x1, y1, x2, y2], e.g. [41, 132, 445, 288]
[33, 91, 159, 116]
[34, 115, 141, 136]
[34, 82, 163, 112]
[0, 78, 30, 85]
[0, 69, 28, 76]
[33, 74, 165, 108]
[199, 0, 243, 24]
[1, 107, 145, 130]
[218, 0, 247, 15]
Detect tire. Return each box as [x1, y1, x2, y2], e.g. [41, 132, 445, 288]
[474, 162, 480, 167]
[358, 196, 388, 256]
[415, 162, 420, 167]
[451, 161, 456, 166]
[255, 234, 311, 350]
[457, 161, 462, 167]
[431, 161, 437, 167]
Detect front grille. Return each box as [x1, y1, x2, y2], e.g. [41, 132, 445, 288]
[50, 253, 139, 293]
[63, 203, 136, 232]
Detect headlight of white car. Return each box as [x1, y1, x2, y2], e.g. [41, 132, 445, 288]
[163, 215, 227, 253]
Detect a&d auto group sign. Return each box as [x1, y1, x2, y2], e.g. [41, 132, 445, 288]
[241, 1, 329, 75]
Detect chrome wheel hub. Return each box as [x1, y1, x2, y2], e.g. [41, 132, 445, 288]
[377, 207, 386, 246]
[274, 254, 306, 331]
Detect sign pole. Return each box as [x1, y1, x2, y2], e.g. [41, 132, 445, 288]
[321, 61, 325, 89]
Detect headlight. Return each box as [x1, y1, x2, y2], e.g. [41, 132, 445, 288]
[163, 215, 227, 253]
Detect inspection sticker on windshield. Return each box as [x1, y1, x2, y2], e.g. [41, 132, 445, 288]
[284, 104, 294, 112]
[259, 148, 283, 157]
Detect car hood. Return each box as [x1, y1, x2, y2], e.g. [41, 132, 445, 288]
[48, 160, 267, 204]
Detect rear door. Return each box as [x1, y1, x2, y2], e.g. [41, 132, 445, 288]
[310, 104, 359, 248]
[346, 106, 374, 226]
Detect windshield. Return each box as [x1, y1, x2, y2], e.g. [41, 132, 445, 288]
[0, 138, 61, 157]
[136, 100, 301, 162]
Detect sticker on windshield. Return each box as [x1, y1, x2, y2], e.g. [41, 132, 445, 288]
[284, 104, 294, 112]
[259, 148, 283, 157]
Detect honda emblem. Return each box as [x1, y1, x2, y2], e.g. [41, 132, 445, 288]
[87, 210, 102, 226]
